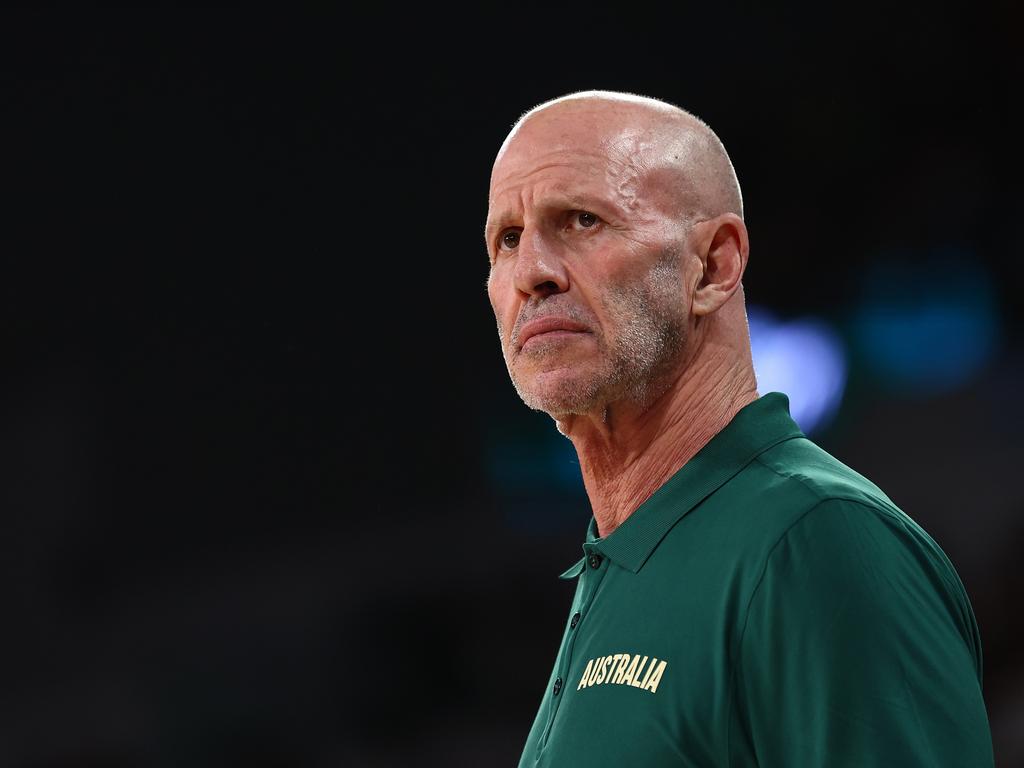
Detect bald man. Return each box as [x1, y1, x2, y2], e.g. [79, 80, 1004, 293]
[485, 91, 993, 767]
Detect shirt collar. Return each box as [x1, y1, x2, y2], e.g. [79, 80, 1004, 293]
[559, 392, 804, 579]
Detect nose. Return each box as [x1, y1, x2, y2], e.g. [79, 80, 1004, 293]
[513, 230, 569, 299]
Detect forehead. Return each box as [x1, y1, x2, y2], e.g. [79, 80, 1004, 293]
[488, 110, 655, 212]
[493, 106, 645, 175]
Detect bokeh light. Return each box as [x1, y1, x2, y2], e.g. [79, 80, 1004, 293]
[748, 306, 848, 435]
[850, 248, 1000, 395]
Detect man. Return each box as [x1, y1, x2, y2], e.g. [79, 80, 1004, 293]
[484, 90, 994, 767]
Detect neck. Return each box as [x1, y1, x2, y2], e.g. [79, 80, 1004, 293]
[557, 339, 758, 538]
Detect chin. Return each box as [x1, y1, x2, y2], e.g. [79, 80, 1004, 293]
[514, 368, 607, 417]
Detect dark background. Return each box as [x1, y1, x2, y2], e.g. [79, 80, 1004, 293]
[2, 7, 1022, 767]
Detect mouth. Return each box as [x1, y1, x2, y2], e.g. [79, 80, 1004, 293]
[517, 316, 591, 352]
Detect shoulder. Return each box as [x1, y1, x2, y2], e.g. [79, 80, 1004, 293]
[732, 454, 992, 767]
[729, 439, 979, 648]
[755, 435, 896, 511]
[751, 438, 955, 583]
[733, 436, 949, 563]
[744, 492, 983, 680]
[700, 436, 920, 561]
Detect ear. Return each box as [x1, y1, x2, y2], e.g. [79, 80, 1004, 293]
[691, 213, 749, 316]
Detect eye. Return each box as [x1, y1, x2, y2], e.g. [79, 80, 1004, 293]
[572, 211, 599, 229]
[499, 229, 521, 250]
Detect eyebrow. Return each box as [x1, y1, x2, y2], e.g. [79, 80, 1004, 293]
[484, 215, 516, 236]
[485, 193, 611, 236]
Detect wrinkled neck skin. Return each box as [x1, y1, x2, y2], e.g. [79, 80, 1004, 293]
[556, 320, 759, 539]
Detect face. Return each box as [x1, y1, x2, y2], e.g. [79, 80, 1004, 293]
[485, 104, 697, 417]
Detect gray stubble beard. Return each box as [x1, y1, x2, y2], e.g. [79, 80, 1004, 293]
[501, 251, 688, 420]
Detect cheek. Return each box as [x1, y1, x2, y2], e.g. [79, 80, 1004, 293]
[487, 272, 515, 335]
[591, 257, 685, 332]
[486, 269, 503, 310]
[583, 262, 646, 319]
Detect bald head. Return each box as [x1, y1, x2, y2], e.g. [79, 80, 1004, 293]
[485, 89, 754, 423]
[494, 90, 743, 223]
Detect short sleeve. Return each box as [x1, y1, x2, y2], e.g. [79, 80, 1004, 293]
[733, 498, 993, 767]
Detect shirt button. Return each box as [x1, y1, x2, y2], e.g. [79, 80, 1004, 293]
[553, 677, 563, 695]
[570, 612, 580, 629]
[588, 553, 603, 569]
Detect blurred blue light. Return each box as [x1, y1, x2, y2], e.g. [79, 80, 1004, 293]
[748, 307, 848, 435]
[850, 249, 999, 395]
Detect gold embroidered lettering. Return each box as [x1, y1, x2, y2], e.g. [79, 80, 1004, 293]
[643, 660, 668, 693]
[621, 654, 640, 686]
[607, 654, 624, 684]
[630, 656, 649, 687]
[577, 659, 594, 690]
[638, 657, 657, 689]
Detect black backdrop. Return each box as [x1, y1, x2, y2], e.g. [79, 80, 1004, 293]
[2, 8, 1022, 767]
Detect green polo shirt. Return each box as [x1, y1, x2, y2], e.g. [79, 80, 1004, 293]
[518, 393, 993, 767]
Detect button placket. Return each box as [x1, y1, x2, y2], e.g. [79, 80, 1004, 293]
[539, 547, 610, 750]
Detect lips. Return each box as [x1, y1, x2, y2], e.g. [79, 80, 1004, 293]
[517, 315, 591, 351]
